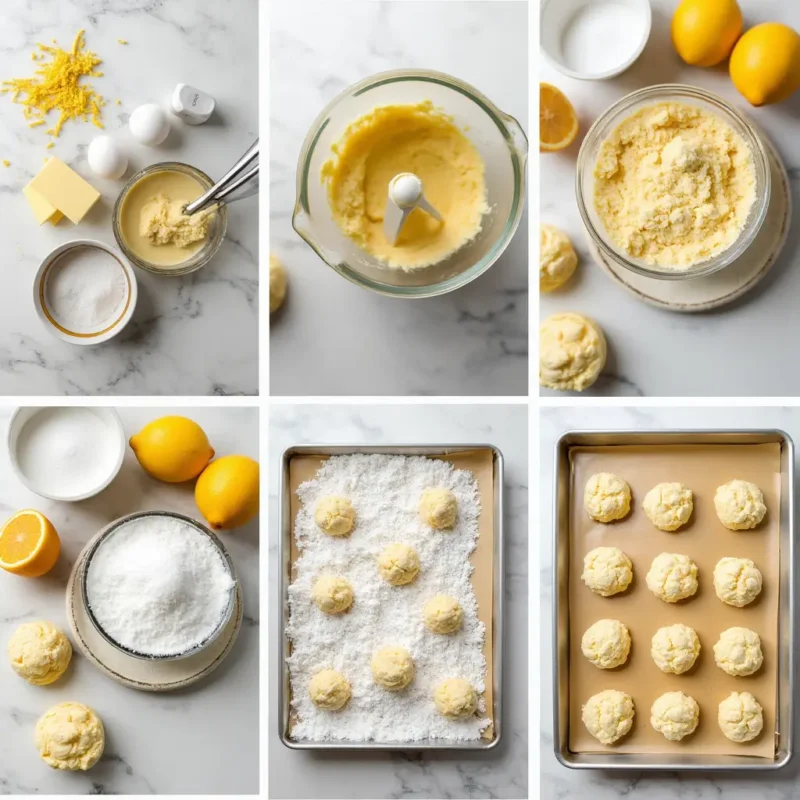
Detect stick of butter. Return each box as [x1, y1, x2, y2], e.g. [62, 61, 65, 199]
[22, 184, 63, 225]
[27, 157, 100, 224]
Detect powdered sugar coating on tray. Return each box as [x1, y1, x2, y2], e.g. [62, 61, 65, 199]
[287, 454, 490, 742]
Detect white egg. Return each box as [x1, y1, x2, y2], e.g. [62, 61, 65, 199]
[129, 103, 170, 146]
[87, 135, 128, 179]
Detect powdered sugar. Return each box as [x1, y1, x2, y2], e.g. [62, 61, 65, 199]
[287, 454, 490, 742]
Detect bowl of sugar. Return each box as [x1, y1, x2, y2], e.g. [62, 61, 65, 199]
[8, 407, 126, 502]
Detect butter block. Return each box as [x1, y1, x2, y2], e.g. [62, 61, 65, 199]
[27, 157, 100, 224]
[23, 184, 60, 225]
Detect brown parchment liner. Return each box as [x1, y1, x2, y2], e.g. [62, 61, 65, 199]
[568, 444, 780, 757]
[287, 449, 495, 742]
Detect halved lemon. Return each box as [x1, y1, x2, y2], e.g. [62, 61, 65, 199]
[540, 83, 579, 152]
[0, 510, 60, 578]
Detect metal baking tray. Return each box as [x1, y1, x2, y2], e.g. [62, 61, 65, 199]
[553, 430, 795, 771]
[279, 444, 504, 750]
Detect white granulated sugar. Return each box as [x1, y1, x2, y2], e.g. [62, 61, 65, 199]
[287, 454, 490, 742]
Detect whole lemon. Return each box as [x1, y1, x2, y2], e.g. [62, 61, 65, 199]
[196, 455, 259, 530]
[129, 416, 214, 483]
[730, 22, 800, 106]
[672, 0, 742, 67]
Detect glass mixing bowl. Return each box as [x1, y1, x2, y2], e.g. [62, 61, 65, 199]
[293, 69, 528, 298]
[576, 85, 771, 280]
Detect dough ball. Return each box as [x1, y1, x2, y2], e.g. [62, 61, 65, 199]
[419, 487, 457, 529]
[371, 646, 414, 691]
[650, 691, 700, 742]
[540, 312, 607, 392]
[269, 254, 287, 313]
[540, 224, 578, 292]
[35, 702, 105, 771]
[312, 575, 354, 614]
[314, 495, 355, 536]
[581, 546, 633, 597]
[714, 627, 763, 677]
[423, 595, 463, 634]
[713, 557, 763, 607]
[308, 669, 351, 710]
[646, 553, 698, 603]
[8, 620, 72, 686]
[580, 619, 631, 669]
[651, 623, 700, 674]
[581, 689, 634, 745]
[714, 480, 767, 530]
[584, 472, 632, 522]
[434, 678, 478, 719]
[643, 483, 693, 531]
[718, 691, 763, 743]
[378, 543, 420, 586]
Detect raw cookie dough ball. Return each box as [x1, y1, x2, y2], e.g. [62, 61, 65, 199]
[314, 495, 355, 537]
[718, 692, 763, 743]
[269, 254, 287, 313]
[312, 575, 354, 614]
[581, 689, 634, 745]
[713, 557, 762, 607]
[419, 487, 457, 529]
[371, 646, 414, 691]
[8, 620, 72, 685]
[423, 595, 463, 634]
[650, 691, 700, 741]
[434, 678, 478, 719]
[540, 224, 578, 292]
[540, 312, 607, 392]
[651, 623, 700, 674]
[378, 543, 420, 586]
[584, 472, 632, 523]
[582, 546, 633, 597]
[643, 483, 694, 531]
[35, 702, 104, 771]
[714, 480, 767, 530]
[714, 627, 763, 677]
[646, 553, 698, 603]
[581, 619, 631, 669]
[308, 669, 351, 710]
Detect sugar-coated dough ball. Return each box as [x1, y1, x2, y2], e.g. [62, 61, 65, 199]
[714, 480, 766, 530]
[423, 595, 463, 634]
[581, 619, 631, 669]
[314, 495, 355, 536]
[434, 678, 478, 719]
[269, 254, 288, 313]
[713, 557, 762, 607]
[8, 621, 72, 685]
[650, 691, 700, 741]
[540, 224, 578, 292]
[540, 312, 607, 392]
[582, 546, 633, 597]
[643, 483, 693, 531]
[718, 692, 763, 742]
[584, 472, 632, 522]
[646, 553, 698, 603]
[308, 669, 351, 710]
[419, 487, 457, 529]
[35, 703, 104, 771]
[312, 575, 354, 614]
[582, 689, 634, 745]
[714, 627, 763, 677]
[378, 543, 420, 585]
[371, 646, 414, 690]
[651, 624, 700, 674]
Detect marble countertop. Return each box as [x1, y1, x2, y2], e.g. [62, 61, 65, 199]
[0, 0, 258, 396]
[540, 405, 800, 798]
[270, 0, 528, 397]
[541, 0, 800, 397]
[269, 404, 528, 799]
[0, 407, 259, 794]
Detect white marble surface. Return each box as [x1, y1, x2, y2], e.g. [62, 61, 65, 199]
[269, 404, 528, 799]
[540, 405, 800, 799]
[540, 0, 800, 397]
[0, 407, 259, 794]
[0, 0, 258, 396]
[270, 0, 528, 397]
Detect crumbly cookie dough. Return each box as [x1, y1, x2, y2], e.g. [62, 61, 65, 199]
[8, 620, 72, 685]
[314, 495, 355, 536]
[584, 472, 632, 523]
[419, 487, 457, 529]
[581, 619, 631, 669]
[646, 553, 698, 603]
[718, 691, 763, 743]
[651, 691, 700, 741]
[714, 627, 763, 677]
[643, 482, 694, 531]
[434, 678, 478, 719]
[714, 480, 767, 530]
[312, 575, 354, 614]
[309, 669, 351, 710]
[423, 595, 463, 634]
[651, 623, 701, 674]
[582, 546, 633, 597]
[582, 689, 635, 745]
[540, 312, 607, 392]
[35, 702, 105, 771]
[713, 556, 762, 607]
[377, 543, 420, 586]
[371, 646, 415, 691]
[270, 254, 287, 313]
[140, 193, 212, 249]
[540, 224, 578, 291]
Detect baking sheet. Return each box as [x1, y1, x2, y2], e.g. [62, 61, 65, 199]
[568, 444, 780, 758]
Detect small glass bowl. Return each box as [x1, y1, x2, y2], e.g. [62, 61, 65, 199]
[576, 85, 771, 280]
[112, 162, 228, 276]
